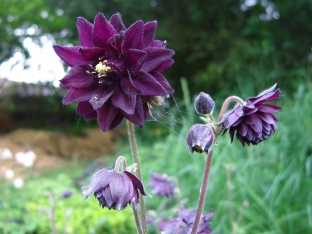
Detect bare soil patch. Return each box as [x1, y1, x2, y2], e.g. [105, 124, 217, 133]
[0, 128, 126, 175]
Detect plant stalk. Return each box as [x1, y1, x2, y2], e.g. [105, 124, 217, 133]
[132, 200, 143, 234]
[127, 121, 148, 234]
[217, 96, 246, 122]
[191, 151, 213, 234]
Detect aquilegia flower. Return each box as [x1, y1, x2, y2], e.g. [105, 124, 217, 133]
[149, 172, 175, 198]
[82, 168, 149, 210]
[186, 124, 215, 153]
[157, 207, 213, 234]
[54, 13, 175, 131]
[221, 84, 282, 146]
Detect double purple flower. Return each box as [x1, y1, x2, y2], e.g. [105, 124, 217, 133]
[222, 84, 282, 146]
[54, 13, 174, 131]
[149, 172, 175, 198]
[157, 207, 213, 234]
[82, 168, 149, 211]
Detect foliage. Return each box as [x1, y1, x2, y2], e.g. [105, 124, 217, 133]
[1, 0, 311, 96]
[0, 171, 136, 234]
[0, 81, 98, 132]
[118, 83, 312, 233]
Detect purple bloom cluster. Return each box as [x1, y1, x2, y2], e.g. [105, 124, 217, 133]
[222, 84, 282, 146]
[54, 13, 174, 131]
[149, 172, 175, 198]
[157, 207, 213, 234]
[82, 168, 149, 211]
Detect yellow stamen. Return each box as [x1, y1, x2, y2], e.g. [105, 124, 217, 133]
[95, 60, 111, 75]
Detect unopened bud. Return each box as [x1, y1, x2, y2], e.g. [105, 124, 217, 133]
[194, 92, 215, 115]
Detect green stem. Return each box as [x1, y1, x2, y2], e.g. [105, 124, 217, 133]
[191, 151, 213, 234]
[127, 121, 148, 234]
[114, 156, 127, 171]
[226, 168, 235, 234]
[132, 200, 143, 234]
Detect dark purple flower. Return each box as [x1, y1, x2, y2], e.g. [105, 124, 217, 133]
[61, 190, 73, 198]
[194, 92, 215, 115]
[54, 13, 174, 131]
[221, 84, 282, 146]
[149, 172, 175, 198]
[82, 168, 149, 210]
[157, 207, 213, 234]
[186, 124, 215, 154]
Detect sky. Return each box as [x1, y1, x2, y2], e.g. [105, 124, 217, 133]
[0, 35, 66, 87]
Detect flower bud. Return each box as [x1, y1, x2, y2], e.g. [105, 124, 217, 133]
[186, 124, 214, 153]
[194, 92, 215, 115]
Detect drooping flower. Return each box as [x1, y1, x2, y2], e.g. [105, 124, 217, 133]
[186, 124, 215, 153]
[221, 84, 282, 146]
[61, 190, 73, 198]
[82, 168, 149, 210]
[149, 172, 175, 198]
[157, 207, 213, 234]
[54, 13, 175, 131]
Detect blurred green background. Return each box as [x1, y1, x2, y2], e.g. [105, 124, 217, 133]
[0, 0, 311, 233]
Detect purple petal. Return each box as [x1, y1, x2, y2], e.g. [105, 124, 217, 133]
[106, 33, 124, 57]
[150, 71, 174, 94]
[62, 85, 98, 104]
[82, 169, 116, 199]
[125, 49, 147, 72]
[223, 107, 244, 128]
[151, 40, 167, 48]
[141, 47, 175, 72]
[102, 186, 114, 208]
[124, 171, 150, 196]
[77, 17, 94, 47]
[60, 65, 93, 89]
[77, 101, 97, 120]
[109, 13, 126, 33]
[142, 21, 157, 48]
[132, 71, 166, 96]
[250, 89, 281, 105]
[237, 123, 248, 137]
[111, 85, 137, 114]
[119, 174, 134, 209]
[157, 58, 174, 73]
[109, 111, 124, 130]
[245, 114, 262, 133]
[89, 87, 114, 110]
[122, 20, 144, 52]
[256, 83, 278, 97]
[120, 71, 141, 95]
[124, 98, 145, 127]
[93, 13, 117, 47]
[97, 101, 119, 132]
[258, 104, 282, 113]
[229, 127, 235, 142]
[53, 45, 88, 67]
[258, 112, 276, 124]
[79, 47, 105, 61]
[109, 173, 126, 210]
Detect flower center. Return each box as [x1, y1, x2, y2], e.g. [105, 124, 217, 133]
[94, 60, 111, 77]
